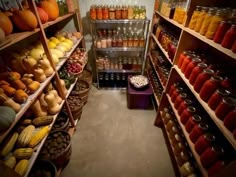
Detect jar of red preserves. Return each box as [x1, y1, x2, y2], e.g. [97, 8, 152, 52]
[178, 99, 193, 116]
[121, 6, 128, 19]
[180, 54, 193, 73]
[96, 5, 103, 20]
[232, 40, 236, 53]
[189, 123, 209, 143]
[208, 89, 230, 110]
[195, 133, 215, 155]
[185, 115, 202, 133]
[199, 75, 223, 102]
[169, 82, 180, 96]
[184, 58, 202, 79]
[215, 97, 236, 120]
[171, 87, 184, 102]
[90, 5, 97, 20]
[177, 51, 188, 68]
[208, 160, 225, 177]
[115, 6, 122, 20]
[189, 63, 208, 85]
[223, 108, 236, 131]
[180, 106, 196, 124]
[200, 146, 224, 168]
[221, 24, 236, 49]
[213, 21, 231, 43]
[194, 69, 214, 93]
[102, 5, 109, 20]
[174, 93, 187, 109]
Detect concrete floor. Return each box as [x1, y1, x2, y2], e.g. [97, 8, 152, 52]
[61, 86, 175, 177]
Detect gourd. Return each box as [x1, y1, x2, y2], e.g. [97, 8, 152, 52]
[17, 125, 35, 147]
[11, 80, 26, 90]
[39, 93, 48, 108]
[22, 56, 37, 74]
[27, 81, 40, 94]
[1, 132, 18, 157]
[31, 99, 47, 117]
[37, 7, 48, 24]
[21, 74, 34, 85]
[44, 92, 60, 114]
[33, 67, 46, 83]
[32, 116, 53, 127]
[8, 72, 21, 81]
[3, 155, 16, 168]
[13, 148, 33, 159]
[50, 89, 62, 104]
[0, 12, 13, 35]
[38, 57, 54, 77]
[59, 79, 68, 96]
[40, 0, 59, 21]
[0, 85, 16, 97]
[14, 89, 28, 103]
[20, 119, 32, 126]
[0, 106, 16, 132]
[14, 159, 29, 176]
[28, 126, 49, 148]
[30, 48, 44, 60]
[0, 94, 21, 112]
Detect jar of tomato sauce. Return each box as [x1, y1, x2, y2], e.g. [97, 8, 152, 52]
[102, 5, 109, 20]
[177, 51, 189, 68]
[178, 99, 193, 116]
[189, 63, 208, 85]
[169, 82, 180, 96]
[215, 97, 236, 120]
[174, 93, 187, 109]
[96, 5, 103, 20]
[185, 115, 202, 133]
[232, 40, 236, 53]
[189, 123, 209, 143]
[193, 69, 214, 93]
[184, 57, 202, 79]
[90, 5, 97, 20]
[208, 160, 226, 177]
[223, 108, 236, 131]
[221, 24, 236, 49]
[213, 21, 231, 43]
[208, 89, 231, 110]
[200, 146, 224, 168]
[199, 75, 223, 102]
[195, 133, 215, 155]
[180, 54, 193, 73]
[171, 87, 184, 102]
[180, 106, 196, 125]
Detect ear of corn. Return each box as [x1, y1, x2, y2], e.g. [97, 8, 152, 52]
[32, 116, 53, 127]
[14, 159, 29, 176]
[1, 132, 19, 157]
[4, 155, 16, 168]
[28, 126, 49, 148]
[13, 148, 33, 159]
[17, 125, 35, 147]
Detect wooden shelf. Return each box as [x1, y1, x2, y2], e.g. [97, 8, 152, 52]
[98, 69, 141, 73]
[155, 11, 184, 30]
[174, 65, 236, 149]
[151, 33, 173, 65]
[95, 47, 145, 52]
[184, 28, 236, 60]
[166, 94, 208, 177]
[90, 18, 149, 24]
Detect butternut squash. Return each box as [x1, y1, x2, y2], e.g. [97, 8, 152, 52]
[22, 56, 37, 74]
[31, 99, 47, 117]
[49, 89, 62, 104]
[27, 81, 40, 94]
[1, 85, 16, 97]
[59, 79, 68, 96]
[33, 67, 46, 83]
[38, 57, 54, 77]
[0, 93, 21, 112]
[44, 92, 60, 114]
[11, 79, 26, 90]
[39, 93, 48, 108]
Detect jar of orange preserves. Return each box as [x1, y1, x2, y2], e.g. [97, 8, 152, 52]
[199, 8, 216, 36]
[96, 5, 103, 20]
[109, 6, 116, 20]
[189, 6, 202, 29]
[116, 6, 122, 20]
[122, 5, 128, 19]
[90, 5, 96, 20]
[102, 5, 109, 20]
[194, 7, 208, 32]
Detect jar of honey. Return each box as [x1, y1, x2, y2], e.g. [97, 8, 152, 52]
[128, 6, 134, 19]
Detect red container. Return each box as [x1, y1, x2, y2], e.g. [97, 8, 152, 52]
[174, 93, 187, 109]
[184, 57, 202, 79]
[189, 123, 209, 143]
[215, 97, 236, 120]
[221, 24, 236, 49]
[195, 133, 215, 155]
[213, 21, 231, 44]
[102, 6, 109, 20]
[208, 89, 231, 110]
[177, 99, 193, 116]
[232, 40, 236, 53]
[96, 6, 103, 20]
[180, 54, 193, 73]
[208, 160, 225, 177]
[223, 108, 236, 131]
[171, 87, 184, 102]
[221, 76, 232, 90]
[199, 75, 223, 102]
[185, 115, 202, 133]
[194, 69, 214, 93]
[189, 63, 208, 85]
[180, 106, 196, 125]
[200, 146, 224, 168]
[169, 82, 180, 96]
[177, 51, 188, 68]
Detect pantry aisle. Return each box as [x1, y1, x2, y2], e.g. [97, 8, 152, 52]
[60, 86, 175, 177]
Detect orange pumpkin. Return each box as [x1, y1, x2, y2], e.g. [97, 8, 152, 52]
[40, 1, 59, 21]
[11, 10, 38, 31]
[37, 7, 48, 24]
[0, 12, 13, 35]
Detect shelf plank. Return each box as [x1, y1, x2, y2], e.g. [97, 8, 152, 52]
[90, 18, 150, 24]
[174, 65, 236, 149]
[95, 47, 145, 52]
[184, 28, 236, 60]
[151, 33, 173, 65]
[98, 69, 141, 73]
[166, 94, 208, 177]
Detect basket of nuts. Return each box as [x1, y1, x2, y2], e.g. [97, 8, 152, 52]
[129, 75, 149, 90]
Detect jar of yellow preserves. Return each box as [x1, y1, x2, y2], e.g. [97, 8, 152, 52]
[194, 7, 208, 32]
[189, 6, 202, 29]
[199, 8, 217, 36]
[205, 9, 226, 39]
[177, 2, 187, 24]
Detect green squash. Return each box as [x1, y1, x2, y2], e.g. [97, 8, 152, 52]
[0, 106, 16, 132]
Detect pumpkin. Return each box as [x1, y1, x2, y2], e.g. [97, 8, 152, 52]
[40, 1, 59, 21]
[0, 106, 16, 132]
[11, 10, 38, 31]
[37, 7, 48, 24]
[0, 12, 13, 35]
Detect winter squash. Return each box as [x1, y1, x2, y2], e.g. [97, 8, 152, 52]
[11, 9, 38, 31]
[0, 106, 16, 132]
[0, 12, 13, 35]
[37, 7, 48, 24]
[40, 1, 59, 21]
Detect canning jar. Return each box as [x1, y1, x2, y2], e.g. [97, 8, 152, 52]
[169, 126, 180, 138]
[171, 87, 184, 102]
[189, 6, 202, 29]
[167, 40, 177, 61]
[173, 142, 186, 155]
[123, 34, 128, 47]
[171, 134, 183, 145]
[199, 75, 223, 102]
[189, 123, 209, 143]
[189, 63, 208, 85]
[208, 89, 230, 110]
[109, 6, 116, 20]
[139, 34, 145, 47]
[180, 162, 195, 177]
[106, 36, 112, 48]
[133, 33, 139, 47]
[96, 39, 101, 48]
[200, 146, 224, 168]
[128, 6, 134, 19]
[185, 115, 202, 133]
[121, 6, 128, 19]
[180, 106, 196, 125]
[134, 6, 140, 19]
[115, 6, 122, 20]
[128, 34, 134, 47]
[177, 51, 189, 68]
[180, 54, 193, 73]
[96, 5, 103, 20]
[102, 5, 109, 20]
[112, 36, 117, 47]
[169, 82, 180, 96]
[215, 97, 236, 120]
[193, 69, 214, 93]
[178, 99, 193, 116]
[117, 35, 123, 47]
[163, 112, 173, 125]
[194, 7, 209, 32]
[90, 5, 97, 20]
[213, 21, 231, 43]
[161, 107, 170, 120]
[174, 93, 187, 109]
[140, 6, 146, 19]
[176, 150, 190, 166]
[199, 8, 216, 36]
[224, 108, 236, 131]
[208, 160, 225, 177]
[101, 38, 107, 48]
[195, 133, 216, 155]
[184, 57, 202, 79]
[166, 120, 176, 132]
[232, 40, 236, 53]
[221, 24, 236, 49]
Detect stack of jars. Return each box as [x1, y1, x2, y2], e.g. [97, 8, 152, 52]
[90, 5, 146, 20]
[176, 50, 236, 136]
[155, 24, 178, 61]
[161, 107, 197, 176]
[168, 83, 232, 176]
[188, 7, 236, 52]
[148, 67, 163, 100]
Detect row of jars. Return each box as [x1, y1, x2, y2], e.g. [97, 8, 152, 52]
[167, 85, 233, 176]
[97, 27, 143, 38]
[176, 50, 236, 134]
[148, 69, 163, 100]
[96, 56, 142, 71]
[188, 6, 236, 52]
[154, 24, 178, 61]
[90, 5, 146, 20]
[161, 107, 197, 176]
[94, 33, 145, 48]
[98, 73, 128, 88]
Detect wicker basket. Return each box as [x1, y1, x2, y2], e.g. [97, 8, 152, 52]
[80, 69, 92, 87]
[65, 96, 84, 120]
[71, 80, 90, 105]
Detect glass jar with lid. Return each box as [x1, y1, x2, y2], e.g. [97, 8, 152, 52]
[96, 38, 102, 48]
[139, 33, 145, 47]
[133, 33, 139, 47]
[90, 5, 97, 20]
[115, 6, 122, 20]
[117, 35, 123, 47]
[102, 5, 109, 20]
[123, 34, 128, 47]
[140, 6, 146, 19]
[128, 6, 134, 19]
[134, 6, 140, 19]
[194, 7, 209, 32]
[122, 5, 128, 19]
[109, 6, 116, 20]
[101, 38, 107, 48]
[96, 5, 103, 20]
[106, 36, 112, 48]
[128, 34, 134, 47]
[199, 8, 217, 36]
[189, 6, 202, 29]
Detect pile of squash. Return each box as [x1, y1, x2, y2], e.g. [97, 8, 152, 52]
[0, 0, 59, 36]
